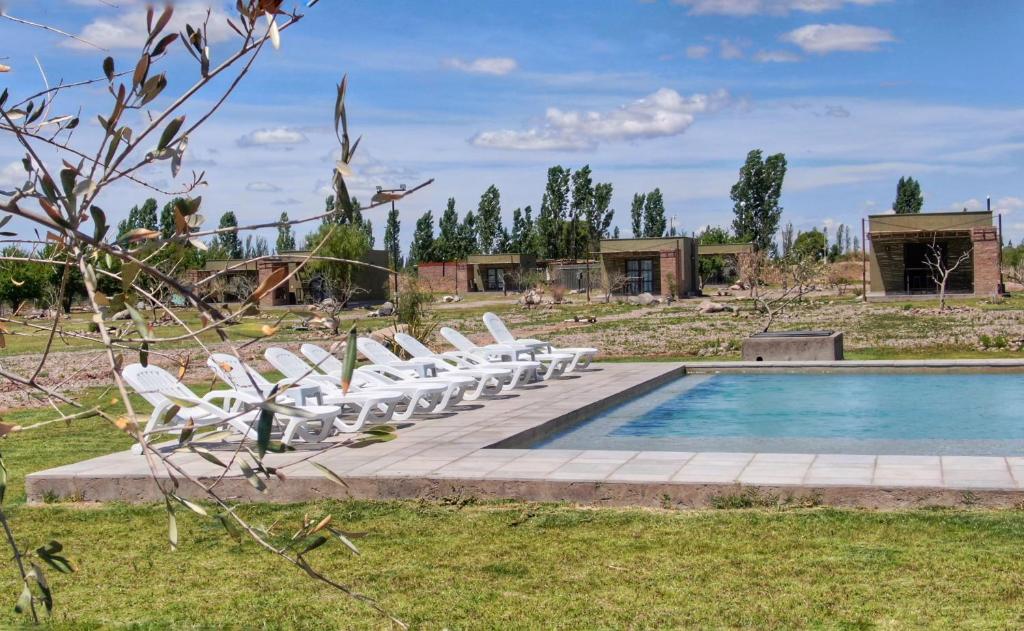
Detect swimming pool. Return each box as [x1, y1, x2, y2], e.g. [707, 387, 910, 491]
[536, 372, 1024, 455]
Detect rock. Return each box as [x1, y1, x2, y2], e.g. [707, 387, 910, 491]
[636, 292, 657, 306]
[442, 295, 457, 303]
[377, 301, 395, 317]
[109, 309, 131, 320]
[729, 283, 744, 291]
[697, 300, 728, 314]
[369, 323, 407, 343]
[522, 291, 542, 306]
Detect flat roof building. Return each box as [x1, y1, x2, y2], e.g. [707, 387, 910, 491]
[599, 237, 700, 298]
[867, 211, 1000, 299]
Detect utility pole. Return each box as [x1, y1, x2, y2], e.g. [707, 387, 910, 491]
[377, 184, 406, 297]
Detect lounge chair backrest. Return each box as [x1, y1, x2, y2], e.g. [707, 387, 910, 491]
[440, 327, 476, 352]
[300, 343, 344, 373]
[207, 353, 269, 394]
[356, 337, 403, 365]
[483, 312, 516, 344]
[123, 363, 197, 408]
[393, 333, 433, 358]
[265, 347, 318, 380]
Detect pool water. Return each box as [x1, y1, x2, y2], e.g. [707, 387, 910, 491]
[537, 373, 1024, 455]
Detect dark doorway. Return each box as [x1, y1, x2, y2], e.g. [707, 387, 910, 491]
[625, 258, 654, 294]
[904, 242, 942, 293]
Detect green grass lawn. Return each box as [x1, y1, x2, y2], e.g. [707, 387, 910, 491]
[3, 394, 1024, 627]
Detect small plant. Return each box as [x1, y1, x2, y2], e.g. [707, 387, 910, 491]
[551, 283, 567, 304]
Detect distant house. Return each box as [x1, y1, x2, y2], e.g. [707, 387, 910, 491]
[867, 211, 1000, 299]
[186, 250, 391, 306]
[599, 237, 701, 297]
[417, 254, 537, 293]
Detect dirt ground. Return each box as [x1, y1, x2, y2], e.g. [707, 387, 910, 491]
[2, 289, 1023, 409]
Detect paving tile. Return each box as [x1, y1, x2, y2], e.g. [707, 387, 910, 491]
[751, 453, 816, 465]
[812, 454, 876, 466]
[874, 465, 942, 481]
[547, 461, 621, 481]
[608, 460, 689, 482]
[873, 477, 943, 488]
[805, 466, 875, 481]
[671, 465, 745, 483]
[941, 456, 1008, 471]
[571, 450, 638, 464]
[877, 455, 940, 466]
[687, 452, 755, 466]
[634, 451, 696, 462]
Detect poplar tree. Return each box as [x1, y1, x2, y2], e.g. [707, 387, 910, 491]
[730, 149, 787, 252]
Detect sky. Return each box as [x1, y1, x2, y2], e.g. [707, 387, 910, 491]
[2, 0, 1024, 252]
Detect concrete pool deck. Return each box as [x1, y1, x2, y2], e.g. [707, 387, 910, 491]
[26, 360, 1024, 509]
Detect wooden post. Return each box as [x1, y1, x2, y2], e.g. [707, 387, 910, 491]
[861, 217, 867, 302]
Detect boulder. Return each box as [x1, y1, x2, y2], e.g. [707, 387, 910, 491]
[697, 300, 728, 314]
[636, 292, 657, 306]
[377, 301, 395, 317]
[522, 291, 542, 306]
[729, 283, 744, 291]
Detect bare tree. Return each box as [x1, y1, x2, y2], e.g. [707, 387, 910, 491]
[923, 238, 971, 311]
[599, 270, 628, 303]
[737, 250, 766, 299]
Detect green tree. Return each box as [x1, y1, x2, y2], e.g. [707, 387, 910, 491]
[537, 166, 570, 258]
[567, 165, 593, 259]
[0, 246, 50, 313]
[408, 210, 436, 265]
[384, 206, 402, 269]
[434, 198, 460, 261]
[276, 212, 296, 252]
[630, 193, 645, 237]
[697, 226, 738, 284]
[793, 228, 826, 261]
[217, 211, 243, 259]
[476, 185, 503, 254]
[730, 149, 787, 253]
[117, 198, 159, 238]
[588, 182, 614, 247]
[643, 188, 666, 237]
[158, 198, 184, 239]
[456, 210, 478, 259]
[893, 176, 923, 214]
[303, 224, 370, 304]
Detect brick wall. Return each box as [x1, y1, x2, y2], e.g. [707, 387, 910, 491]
[971, 227, 1001, 295]
[255, 260, 289, 307]
[658, 250, 681, 298]
[418, 261, 471, 294]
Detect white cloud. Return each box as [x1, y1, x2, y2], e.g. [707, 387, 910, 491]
[442, 57, 518, 76]
[0, 161, 27, 195]
[824, 104, 851, 118]
[471, 88, 730, 151]
[782, 24, 895, 54]
[246, 181, 282, 193]
[236, 127, 308, 148]
[674, 0, 886, 16]
[949, 196, 1024, 215]
[65, 2, 235, 51]
[719, 39, 744, 59]
[754, 50, 802, 63]
[686, 45, 711, 59]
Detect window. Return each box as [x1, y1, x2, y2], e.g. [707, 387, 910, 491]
[485, 267, 503, 291]
[625, 258, 654, 294]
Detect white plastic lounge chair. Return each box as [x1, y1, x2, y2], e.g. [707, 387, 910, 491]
[207, 353, 401, 433]
[392, 332, 533, 391]
[439, 326, 570, 381]
[483, 311, 597, 371]
[122, 364, 339, 452]
[352, 337, 501, 400]
[266, 347, 444, 421]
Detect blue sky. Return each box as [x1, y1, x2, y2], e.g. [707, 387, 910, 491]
[2, 0, 1024, 251]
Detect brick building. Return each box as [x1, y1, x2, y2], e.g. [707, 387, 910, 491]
[598, 237, 700, 298]
[867, 211, 1001, 299]
[186, 250, 391, 307]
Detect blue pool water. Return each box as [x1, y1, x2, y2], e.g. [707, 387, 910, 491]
[537, 373, 1024, 455]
